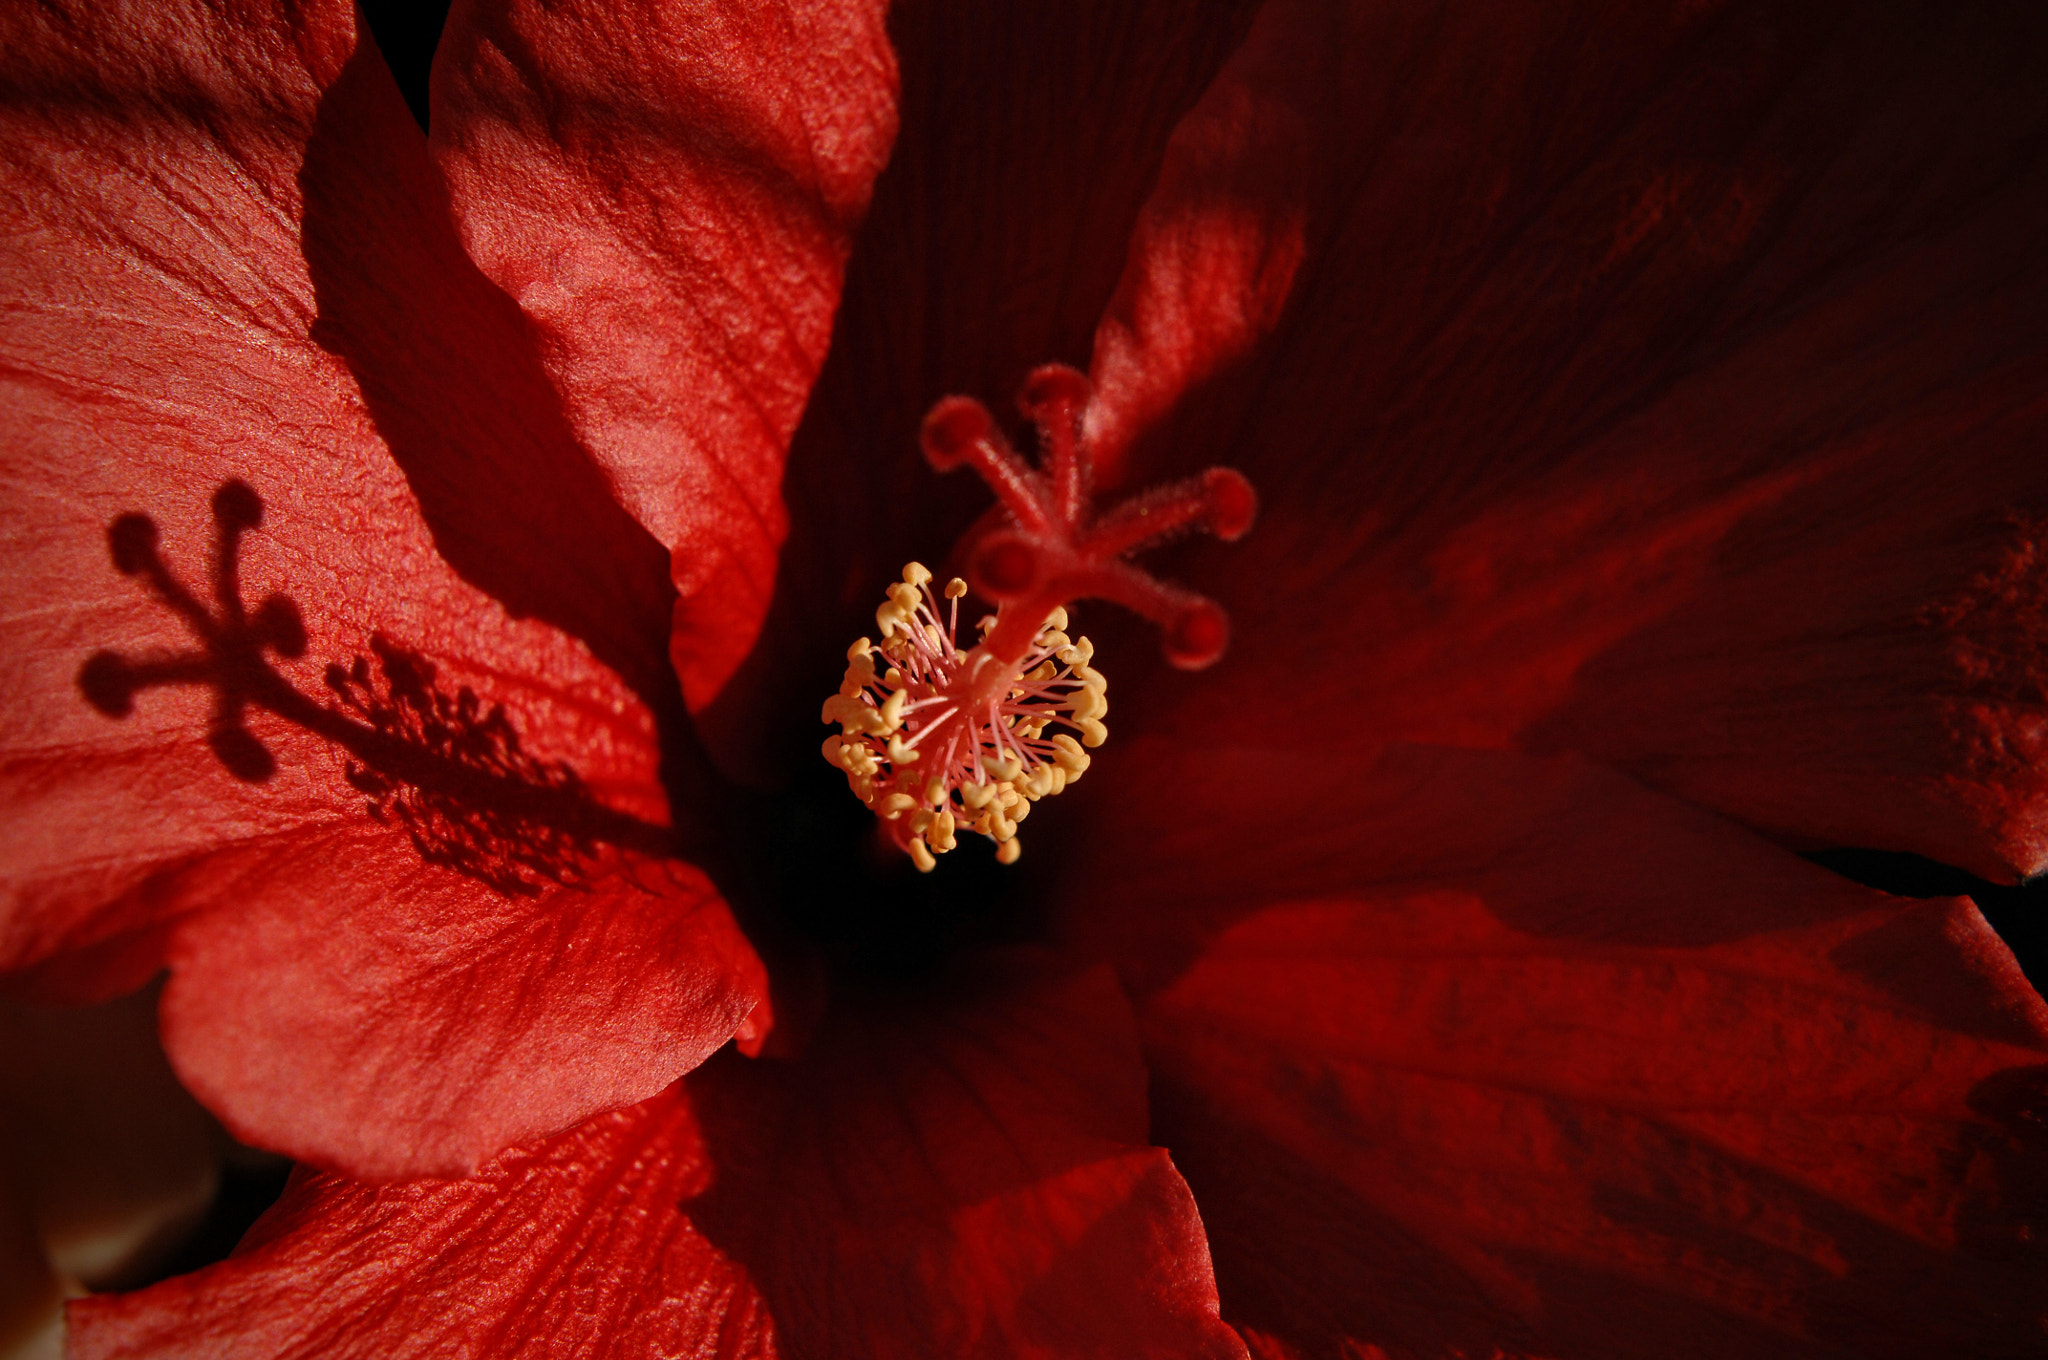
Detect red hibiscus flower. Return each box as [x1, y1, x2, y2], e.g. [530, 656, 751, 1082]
[5, 0, 2047, 1357]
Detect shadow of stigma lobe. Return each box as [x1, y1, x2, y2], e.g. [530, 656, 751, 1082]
[78, 480, 670, 897]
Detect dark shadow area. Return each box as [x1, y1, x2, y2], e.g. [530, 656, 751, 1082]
[324, 638, 600, 896]
[1807, 848, 2048, 996]
[78, 481, 307, 784]
[77, 483, 669, 893]
[126, 1155, 293, 1288]
[730, 755, 1049, 996]
[1148, 1075, 1545, 1360]
[359, 0, 450, 132]
[0, 981, 292, 1295]
[297, 34, 688, 745]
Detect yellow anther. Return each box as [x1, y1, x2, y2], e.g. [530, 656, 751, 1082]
[844, 648, 878, 689]
[977, 615, 996, 635]
[996, 838, 1021, 865]
[821, 693, 872, 734]
[825, 562, 1117, 872]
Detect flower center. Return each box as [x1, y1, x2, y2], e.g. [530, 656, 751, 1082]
[822, 362, 1255, 870]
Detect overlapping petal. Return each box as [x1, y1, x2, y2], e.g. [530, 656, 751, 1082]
[1072, 742, 2048, 1357]
[430, 0, 899, 723]
[1088, 0, 2048, 881]
[70, 963, 1243, 1360]
[0, 0, 764, 1178]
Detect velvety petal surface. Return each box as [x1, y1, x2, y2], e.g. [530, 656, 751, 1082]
[0, 0, 762, 1177]
[71, 963, 1243, 1360]
[429, 0, 898, 719]
[1088, 0, 2048, 880]
[1081, 742, 2048, 1358]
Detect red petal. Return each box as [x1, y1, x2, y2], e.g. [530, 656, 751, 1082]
[0, 1, 762, 1176]
[72, 963, 1245, 1360]
[429, 0, 899, 722]
[1108, 0, 2048, 881]
[1119, 746, 2048, 1358]
[67, 1093, 777, 1360]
